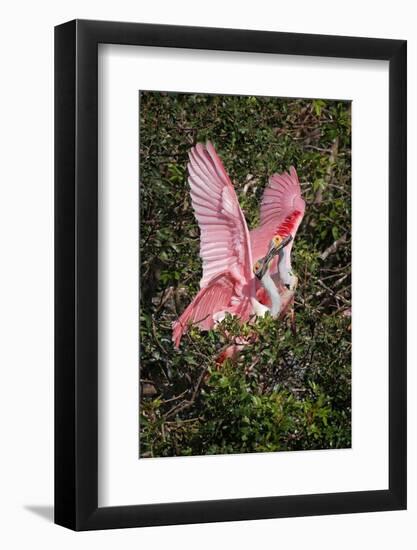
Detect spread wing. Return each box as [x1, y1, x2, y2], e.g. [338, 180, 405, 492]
[260, 167, 305, 227]
[250, 167, 305, 263]
[188, 142, 254, 290]
[172, 272, 253, 348]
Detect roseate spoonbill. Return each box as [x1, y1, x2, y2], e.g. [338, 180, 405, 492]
[172, 142, 305, 348]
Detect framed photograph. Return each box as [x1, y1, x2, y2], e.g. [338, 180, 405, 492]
[55, 19, 406, 530]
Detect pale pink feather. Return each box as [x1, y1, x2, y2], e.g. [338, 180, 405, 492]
[188, 142, 254, 289]
[250, 167, 305, 271]
[173, 142, 257, 347]
[172, 272, 253, 348]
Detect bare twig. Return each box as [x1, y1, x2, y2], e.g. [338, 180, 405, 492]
[164, 364, 209, 419]
[165, 417, 201, 425]
[242, 175, 259, 195]
[161, 389, 188, 405]
[303, 145, 332, 153]
[320, 233, 348, 261]
[151, 318, 168, 355]
[156, 286, 174, 312]
[317, 278, 350, 306]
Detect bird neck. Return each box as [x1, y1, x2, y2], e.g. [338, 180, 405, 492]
[261, 270, 281, 317]
[278, 247, 290, 279]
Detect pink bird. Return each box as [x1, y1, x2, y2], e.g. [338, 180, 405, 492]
[172, 142, 305, 348]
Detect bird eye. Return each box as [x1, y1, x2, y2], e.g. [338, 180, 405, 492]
[253, 262, 261, 273]
[274, 235, 282, 246]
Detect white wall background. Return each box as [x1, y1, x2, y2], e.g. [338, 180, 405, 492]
[0, 1, 414, 548]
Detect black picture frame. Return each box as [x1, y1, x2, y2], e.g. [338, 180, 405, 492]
[55, 19, 407, 531]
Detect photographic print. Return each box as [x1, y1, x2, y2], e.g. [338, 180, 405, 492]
[139, 91, 351, 459]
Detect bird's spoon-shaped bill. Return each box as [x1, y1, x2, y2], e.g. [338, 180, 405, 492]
[255, 235, 293, 280]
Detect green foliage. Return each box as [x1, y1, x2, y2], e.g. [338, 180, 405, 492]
[139, 92, 351, 458]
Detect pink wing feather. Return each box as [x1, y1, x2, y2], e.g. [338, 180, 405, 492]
[172, 142, 256, 347]
[172, 272, 253, 348]
[250, 167, 305, 265]
[188, 142, 254, 289]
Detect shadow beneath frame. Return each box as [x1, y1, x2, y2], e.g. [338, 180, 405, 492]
[24, 505, 54, 523]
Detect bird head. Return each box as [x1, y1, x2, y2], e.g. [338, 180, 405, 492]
[271, 235, 283, 248]
[253, 258, 270, 280]
[253, 235, 292, 280]
[270, 234, 292, 254]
